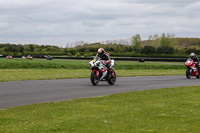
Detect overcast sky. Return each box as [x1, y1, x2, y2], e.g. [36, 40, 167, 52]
[0, 0, 200, 47]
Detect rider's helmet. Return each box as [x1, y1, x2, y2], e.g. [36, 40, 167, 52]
[190, 53, 195, 59]
[97, 48, 104, 57]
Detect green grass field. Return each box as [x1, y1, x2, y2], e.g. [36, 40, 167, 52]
[1, 58, 196, 133]
[0, 58, 185, 69]
[0, 58, 185, 81]
[0, 86, 200, 132]
[0, 69, 184, 81]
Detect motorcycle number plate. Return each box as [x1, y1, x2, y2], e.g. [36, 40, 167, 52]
[93, 59, 96, 62]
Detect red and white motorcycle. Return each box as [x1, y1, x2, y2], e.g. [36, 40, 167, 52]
[89, 56, 116, 86]
[185, 58, 200, 79]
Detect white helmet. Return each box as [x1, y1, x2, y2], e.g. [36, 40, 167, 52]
[190, 53, 195, 57]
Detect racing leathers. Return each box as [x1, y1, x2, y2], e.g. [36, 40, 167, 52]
[97, 51, 112, 71]
[189, 55, 200, 72]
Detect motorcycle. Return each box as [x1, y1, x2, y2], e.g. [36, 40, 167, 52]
[185, 58, 200, 79]
[89, 56, 116, 86]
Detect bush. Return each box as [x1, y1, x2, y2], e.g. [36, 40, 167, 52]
[75, 53, 81, 57]
[141, 46, 156, 54]
[156, 46, 175, 54]
[67, 53, 72, 56]
[83, 54, 88, 57]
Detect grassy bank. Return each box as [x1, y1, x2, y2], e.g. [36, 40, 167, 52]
[1, 86, 200, 132]
[0, 58, 185, 69]
[0, 58, 185, 81]
[0, 69, 184, 82]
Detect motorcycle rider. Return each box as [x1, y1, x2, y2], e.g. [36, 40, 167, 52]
[189, 53, 200, 73]
[96, 48, 112, 73]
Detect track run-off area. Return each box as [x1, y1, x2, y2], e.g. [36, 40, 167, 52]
[1, 75, 200, 109]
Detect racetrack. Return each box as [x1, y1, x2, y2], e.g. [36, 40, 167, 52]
[1, 75, 200, 109]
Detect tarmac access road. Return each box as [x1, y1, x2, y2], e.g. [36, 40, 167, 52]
[1, 75, 200, 109]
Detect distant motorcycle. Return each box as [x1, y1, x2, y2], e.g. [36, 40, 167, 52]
[185, 58, 200, 79]
[89, 56, 116, 86]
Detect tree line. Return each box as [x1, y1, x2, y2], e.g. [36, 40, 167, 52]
[0, 44, 64, 56]
[1, 33, 200, 57]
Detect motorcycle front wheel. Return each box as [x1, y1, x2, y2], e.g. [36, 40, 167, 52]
[107, 70, 116, 85]
[91, 71, 100, 86]
[186, 68, 192, 79]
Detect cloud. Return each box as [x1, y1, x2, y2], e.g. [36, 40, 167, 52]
[0, 0, 200, 47]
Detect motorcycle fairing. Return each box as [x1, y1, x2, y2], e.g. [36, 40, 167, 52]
[92, 69, 99, 77]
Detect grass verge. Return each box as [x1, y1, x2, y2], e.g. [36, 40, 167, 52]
[0, 69, 184, 81]
[0, 86, 200, 132]
[0, 58, 185, 69]
[0, 58, 185, 81]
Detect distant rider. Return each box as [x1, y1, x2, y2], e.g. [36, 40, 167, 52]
[96, 48, 112, 72]
[189, 53, 200, 73]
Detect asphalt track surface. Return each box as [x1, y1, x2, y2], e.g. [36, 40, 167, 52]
[1, 75, 200, 109]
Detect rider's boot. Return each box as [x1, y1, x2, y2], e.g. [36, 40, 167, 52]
[106, 65, 112, 76]
[109, 66, 114, 77]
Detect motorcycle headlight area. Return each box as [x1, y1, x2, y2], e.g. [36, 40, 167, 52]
[94, 62, 100, 67]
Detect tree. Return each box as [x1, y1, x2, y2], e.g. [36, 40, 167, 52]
[24, 45, 31, 51]
[160, 33, 177, 47]
[141, 46, 156, 54]
[131, 34, 142, 53]
[114, 44, 126, 53]
[29, 44, 35, 51]
[153, 34, 159, 40]
[148, 35, 153, 40]
[160, 33, 171, 47]
[156, 46, 175, 54]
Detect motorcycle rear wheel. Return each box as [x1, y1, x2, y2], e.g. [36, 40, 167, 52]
[91, 71, 100, 86]
[186, 68, 192, 79]
[107, 70, 116, 85]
